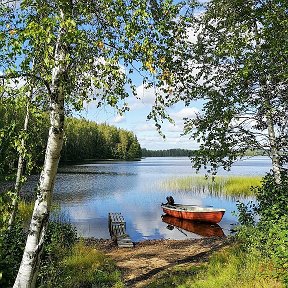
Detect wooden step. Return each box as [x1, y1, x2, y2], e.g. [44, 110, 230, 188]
[108, 212, 133, 248]
[117, 236, 134, 248]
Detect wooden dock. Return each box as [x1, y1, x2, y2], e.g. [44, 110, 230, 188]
[108, 212, 133, 248]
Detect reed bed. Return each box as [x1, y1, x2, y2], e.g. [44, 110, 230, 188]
[161, 175, 262, 198]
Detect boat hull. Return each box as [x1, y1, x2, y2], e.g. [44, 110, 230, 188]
[161, 204, 225, 224]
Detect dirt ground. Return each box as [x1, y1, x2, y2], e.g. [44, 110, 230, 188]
[86, 237, 231, 288]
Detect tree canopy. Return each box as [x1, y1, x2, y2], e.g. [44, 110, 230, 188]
[158, 0, 288, 181]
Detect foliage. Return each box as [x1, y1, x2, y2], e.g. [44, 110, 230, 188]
[1, 0, 187, 285]
[146, 245, 282, 288]
[142, 148, 194, 157]
[51, 241, 123, 288]
[236, 171, 288, 285]
[1, 0, 187, 112]
[0, 210, 122, 288]
[0, 188, 33, 286]
[37, 229, 124, 288]
[18, 200, 35, 226]
[154, 0, 288, 175]
[0, 95, 49, 177]
[0, 217, 27, 287]
[142, 148, 266, 157]
[0, 103, 142, 176]
[62, 118, 141, 162]
[37, 219, 78, 287]
[0, 190, 13, 233]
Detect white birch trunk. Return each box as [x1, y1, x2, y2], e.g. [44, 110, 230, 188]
[13, 9, 67, 288]
[266, 113, 282, 184]
[253, 21, 282, 185]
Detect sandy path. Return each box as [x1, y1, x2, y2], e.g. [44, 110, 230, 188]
[88, 237, 230, 287]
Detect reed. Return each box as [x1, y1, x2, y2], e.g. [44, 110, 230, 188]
[161, 175, 262, 198]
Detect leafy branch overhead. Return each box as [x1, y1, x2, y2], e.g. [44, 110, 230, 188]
[160, 0, 288, 177]
[1, 0, 187, 113]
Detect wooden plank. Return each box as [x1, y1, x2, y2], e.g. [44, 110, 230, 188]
[117, 234, 134, 248]
[108, 212, 133, 248]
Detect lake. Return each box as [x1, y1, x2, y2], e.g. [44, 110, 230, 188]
[23, 156, 272, 241]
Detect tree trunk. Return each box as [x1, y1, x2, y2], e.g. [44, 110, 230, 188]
[253, 21, 282, 185]
[8, 92, 31, 229]
[266, 112, 282, 184]
[13, 9, 67, 287]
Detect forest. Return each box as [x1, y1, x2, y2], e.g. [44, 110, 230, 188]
[1, 97, 141, 177]
[141, 148, 266, 157]
[1, 0, 288, 287]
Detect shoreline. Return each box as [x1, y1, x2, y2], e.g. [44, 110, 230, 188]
[83, 236, 232, 287]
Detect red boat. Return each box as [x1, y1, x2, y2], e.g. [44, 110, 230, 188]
[162, 215, 225, 237]
[161, 203, 225, 224]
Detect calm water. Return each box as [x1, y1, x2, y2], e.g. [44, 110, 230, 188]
[24, 156, 272, 241]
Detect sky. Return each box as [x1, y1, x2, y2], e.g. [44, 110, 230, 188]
[2, 1, 206, 151]
[80, 79, 203, 150]
[79, 18, 204, 151]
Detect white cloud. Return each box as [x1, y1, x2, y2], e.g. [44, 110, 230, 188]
[133, 123, 155, 132]
[166, 123, 184, 133]
[112, 114, 126, 124]
[171, 107, 199, 120]
[128, 84, 159, 110]
[186, 27, 199, 44]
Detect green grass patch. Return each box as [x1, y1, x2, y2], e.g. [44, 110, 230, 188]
[61, 241, 124, 288]
[18, 200, 34, 224]
[147, 245, 283, 288]
[161, 176, 262, 198]
[39, 240, 124, 288]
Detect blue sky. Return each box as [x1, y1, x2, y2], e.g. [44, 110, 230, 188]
[2, 1, 206, 151]
[80, 77, 203, 150]
[79, 24, 204, 151]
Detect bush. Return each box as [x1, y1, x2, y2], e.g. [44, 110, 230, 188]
[236, 171, 288, 285]
[0, 220, 27, 287]
[0, 190, 28, 287]
[37, 219, 78, 287]
[37, 219, 123, 288]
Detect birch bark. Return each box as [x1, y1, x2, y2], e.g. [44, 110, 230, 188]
[13, 9, 67, 288]
[266, 112, 282, 184]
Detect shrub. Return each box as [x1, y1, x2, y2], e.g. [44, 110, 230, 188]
[0, 219, 27, 287]
[236, 171, 288, 285]
[37, 219, 78, 287]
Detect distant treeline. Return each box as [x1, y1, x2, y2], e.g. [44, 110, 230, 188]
[141, 148, 267, 158]
[141, 148, 194, 157]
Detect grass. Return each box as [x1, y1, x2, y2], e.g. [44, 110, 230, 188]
[18, 200, 34, 224]
[161, 176, 262, 198]
[146, 245, 283, 288]
[39, 240, 124, 288]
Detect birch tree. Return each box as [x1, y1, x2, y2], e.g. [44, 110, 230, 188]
[164, 0, 288, 182]
[1, 0, 186, 287]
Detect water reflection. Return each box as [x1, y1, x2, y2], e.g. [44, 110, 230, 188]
[21, 157, 271, 241]
[162, 215, 225, 237]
